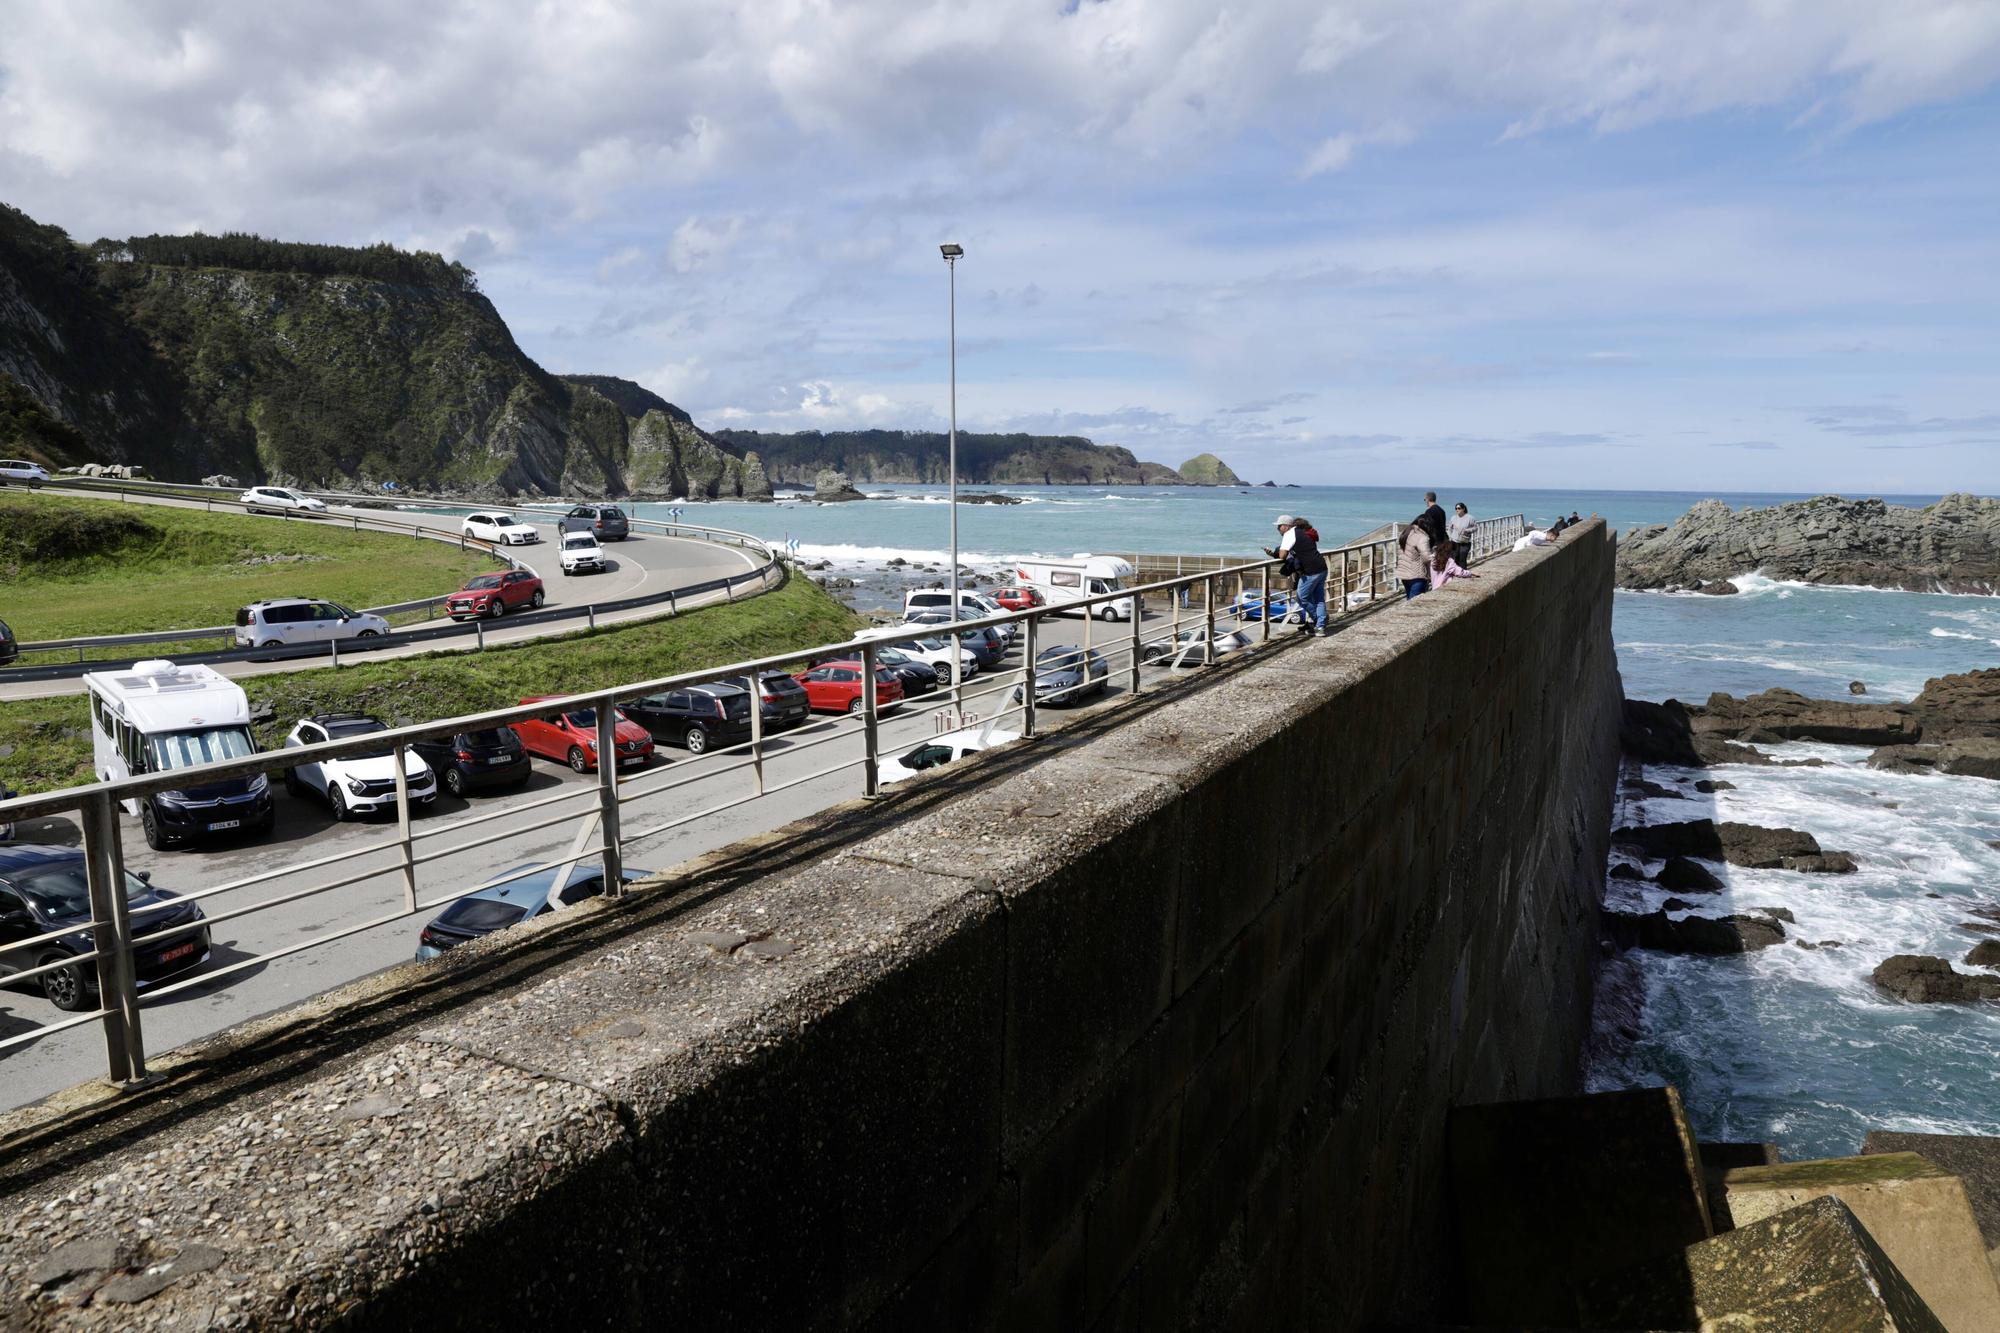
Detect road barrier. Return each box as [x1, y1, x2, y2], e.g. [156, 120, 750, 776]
[0, 516, 1523, 1090]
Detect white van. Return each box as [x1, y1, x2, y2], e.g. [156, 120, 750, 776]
[234, 598, 390, 650]
[1013, 556, 1137, 621]
[83, 660, 274, 849]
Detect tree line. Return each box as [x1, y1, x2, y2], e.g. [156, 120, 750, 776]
[87, 232, 479, 292]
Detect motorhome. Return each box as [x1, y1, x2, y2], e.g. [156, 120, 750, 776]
[82, 660, 273, 850]
[1013, 555, 1137, 621]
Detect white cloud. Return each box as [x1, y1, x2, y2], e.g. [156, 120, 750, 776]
[667, 216, 746, 274]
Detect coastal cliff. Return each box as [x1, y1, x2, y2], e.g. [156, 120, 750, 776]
[1618, 493, 2000, 594]
[712, 427, 1193, 486]
[1177, 451, 1243, 485]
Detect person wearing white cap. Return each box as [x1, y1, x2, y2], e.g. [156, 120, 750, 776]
[1262, 515, 1298, 560]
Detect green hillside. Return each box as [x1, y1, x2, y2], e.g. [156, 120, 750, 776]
[711, 428, 1187, 486]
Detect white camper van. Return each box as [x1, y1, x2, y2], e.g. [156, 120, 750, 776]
[83, 660, 274, 850]
[1013, 555, 1137, 621]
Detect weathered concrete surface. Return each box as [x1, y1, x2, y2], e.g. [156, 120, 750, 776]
[1865, 1133, 2000, 1287]
[1447, 1086, 1711, 1325]
[0, 522, 1624, 1330]
[1577, 1195, 1948, 1331]
[1720, 1153, 2000, 1332]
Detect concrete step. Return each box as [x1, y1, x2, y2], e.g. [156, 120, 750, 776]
[1577, 1194, 1947, 1330]
[1716, 1152, 2000, 1333]
[1447, 1086, 1712, 1325]
[1698, 1140, 1779, 1232]
[1864, 1132, 2000, 1290]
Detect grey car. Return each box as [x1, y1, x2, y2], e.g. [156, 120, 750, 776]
[1034, 646, 1110, 706]
[562, 504, 630, 541]
[904, 612, 1008, 667]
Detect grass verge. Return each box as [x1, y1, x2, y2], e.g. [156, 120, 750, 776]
[0, 491, 495, 641]
[1, 571, 861, 795]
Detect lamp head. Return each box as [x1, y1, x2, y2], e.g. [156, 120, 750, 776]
[939, 243, 964, 259]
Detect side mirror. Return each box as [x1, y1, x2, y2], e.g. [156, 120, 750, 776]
[135, 870, 153, 883]
[0, 909, 30, 929]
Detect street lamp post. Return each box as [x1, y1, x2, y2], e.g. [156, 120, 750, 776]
[940, 242, 963, 701]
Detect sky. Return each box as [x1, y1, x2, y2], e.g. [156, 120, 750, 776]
[3, 1, 1999, 493]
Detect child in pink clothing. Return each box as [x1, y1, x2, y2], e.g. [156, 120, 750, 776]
[1431, 549, 1479, 588]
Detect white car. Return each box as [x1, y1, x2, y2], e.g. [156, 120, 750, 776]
[0, 459, 49, 487]
[560, 532, 605, 574]
[240, 485, 327, 514]
[894, 634, 981, 679]
[462, 511, 541, 546]
[282, 713, 436, 821]
[1142, 626, 1253, 670]
[234, 598, 391, 649]
[877, 724, 1020, 785]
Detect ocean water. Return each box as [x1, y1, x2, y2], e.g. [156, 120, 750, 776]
[621, 482, 1994, 1157]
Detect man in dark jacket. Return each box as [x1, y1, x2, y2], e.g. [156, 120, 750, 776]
[1421, 491, 1447, 538]
[1283, 520, 1328, 636]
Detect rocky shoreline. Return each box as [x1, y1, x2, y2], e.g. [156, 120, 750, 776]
[1618, 493, 2000, 595]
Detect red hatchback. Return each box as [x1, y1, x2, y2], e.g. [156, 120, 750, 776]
[445, 569, 545, 620]
[793, 660, 907, 715]
[994, 585, 1044, 612]
[511, 697, 655, 772]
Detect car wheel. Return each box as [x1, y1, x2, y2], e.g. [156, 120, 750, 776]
[846, 697, 865, 714]
[140, 802, 170, 851]
[567, 746, 590, 773]
[484, 600, 503, 619]
[39, 953, 92, 1012]
[684, 725, 708, 755]
[356, 629, 381, 638]
[444, 768, 466, 797]
[329, 787, 349, 822]
[530, 590, 545, 608]
[261, 640, 283, 649]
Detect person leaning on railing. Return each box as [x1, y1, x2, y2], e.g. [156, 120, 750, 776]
[1279, 519, 1328, 636]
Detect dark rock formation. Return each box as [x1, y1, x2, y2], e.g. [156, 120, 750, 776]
[1694, 779, 1735, 792]
[1867, 739, 2000, 780]
[956, 492, 1024, 505]
[1694, 687, 1919, 747]
[1911, 669, 2000, 741]
[1694, 580, 1739, 595]
[1177, 453, 1243, 486]
[713, 427, 1188, 487]
[1618, 493, 2000, 594]
[1850, 681, 1868, 695]
[1619, 698, 1772, 768]
[1872, 954, 2000, 1003]
[1608, 863, 1646, 881]
[1780, 852, 1859, 874]
[1657, 857, 1724, 893]
[1966, 941, 2000, 968]
[1605, 909, 1787, 954]
[1613, 819, 1841, 869]
[812, 469, 867, 503]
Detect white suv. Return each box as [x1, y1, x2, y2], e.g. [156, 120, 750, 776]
[857, 628, 979, 678]
[0, 459, 49, 487]
[902, 589, 1017, 640]
[462, 512, 541, 546]
[240, 485, 327, 514]
[235, 598, 391, 649]
[560, 532, 605, 574]
[282, 714, 437, 821]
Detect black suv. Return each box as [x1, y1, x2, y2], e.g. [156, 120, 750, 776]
[624, 683, 754, 755]
[0, 617, 17, 667]
[409, 726, 532, 798]
[561, 504, 630, 541]
[0, 844, 211, 1011]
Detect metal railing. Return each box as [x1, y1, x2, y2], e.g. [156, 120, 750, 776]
[0, 516, 1524, 1091]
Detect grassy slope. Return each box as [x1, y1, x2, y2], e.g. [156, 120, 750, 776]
[1, 572, 861, 794]
[0, 492, 495, 640]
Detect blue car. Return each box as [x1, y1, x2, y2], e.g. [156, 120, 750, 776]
[1229, 591, 1294, 622]
[0, 844, 211, 1011]
[415, 862, 650, 960]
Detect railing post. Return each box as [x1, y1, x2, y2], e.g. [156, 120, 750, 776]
[595, 704, 625, 893]
[392, 746, 418, 914]
[1127, 591, 1143, 697]
[1203, 574, 1216, 665]
[1259, 564, 1271, 642]
[861, 644, 881, 797]
[475, 619, 485, 652]
[1022, 613, 1039, 738]
[330, 635, 340, 671]
[588, 605, 597, 631]
[81, 790, 144, 1084]
[745, 674, 765, 795]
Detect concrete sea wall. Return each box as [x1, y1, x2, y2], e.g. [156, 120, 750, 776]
[0, 523, 1622, 1330]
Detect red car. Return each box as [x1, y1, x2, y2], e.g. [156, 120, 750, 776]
[510, 696, 655, 772]
[445, 569, 545, 620]
[793, 660, 907, 714]
[993, 585, 1044, 612]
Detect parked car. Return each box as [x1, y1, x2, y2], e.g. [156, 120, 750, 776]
[903, 589, 1015, 638]
[814, 643, 940, 698]
[902, 612, 1008, 667]
[877, 723, 1021, 785]
[511, 698, 654, 772]
[461, 511, 541, 546]
[408, 727, 532, 798]
[993, 585, 1044, 612]
[235, 598, 391, 650]
[239, 485, 327, 514]
[414, 862, 650, 961]
[282, 714, 438, 820]
[0, 459, 49, 487]
[624, 683, 754, 755]
[1141, 626, 1254, 669]
[562, 504, 631, 541]
[560, 531, 606, 574]
[444, 569, 545, 620]
[1229, 590, 1295, 623]
[889, 634, 980, 679]
[0, 844, 210, 1011]
[1033, 646, 1111, 706]
[0, 616, 16, 666]
[0, 782, 16, 842]
[754, 671, 811, 730]
[793, 660, 907, 714]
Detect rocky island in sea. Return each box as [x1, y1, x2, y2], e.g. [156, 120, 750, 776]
[1618, 492, 2000, 594]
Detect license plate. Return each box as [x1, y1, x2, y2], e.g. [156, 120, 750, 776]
[487, 755, 512, 765]
[207, 819, 241, 831]
[157, 941, 196, 963]
[622, 754, 647, 764]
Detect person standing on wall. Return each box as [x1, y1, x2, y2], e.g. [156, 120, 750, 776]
[1446, 502, 1475, 567]
[1396, 512, 1439, 600]
[1281, 518, 1328, 635]
[1421, 491, 1447, 538]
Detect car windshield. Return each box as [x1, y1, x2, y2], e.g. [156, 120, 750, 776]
[465, 575, 504, 590]
[564, 535, 595, 549]
[435, 898, 531, 931]
[564, 709, 598, 728]
[490, 515, 517, 527]
[323, 717, 393, 758]
[602, 508, 625, 519]
[462, 728, 514, 748]
[146, 726, 256, 773]
[328, 603, 358, 618]
[8, 862, 154, 922]
[877, 648, 911, 665]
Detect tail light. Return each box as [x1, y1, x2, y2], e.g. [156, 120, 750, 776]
[420, 926, 446, 949]
[714, 700, 728, 718]
[455, 750, 476, 761]
[761, 692, 778, 703]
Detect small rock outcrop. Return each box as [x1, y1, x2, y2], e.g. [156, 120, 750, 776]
[1177, 453, 1244, 486]
[1605, 909, 1788, 954]
[1657, 857, 1724, 893]
[1613, 819, 1853, 871]
[1965, 940, 2000, 968]
[1872, 954, 2000, 1003]
[1866, 739, 2000, 781]
[812, 469, 867, 503]
[1617, 493, 2000, 594]
[1694, 688, 1920, 748]
[1849, 681, 1868, 695]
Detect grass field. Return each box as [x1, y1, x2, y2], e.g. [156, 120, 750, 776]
[0, 491, 496, 643]
[1, 571, 861, 795]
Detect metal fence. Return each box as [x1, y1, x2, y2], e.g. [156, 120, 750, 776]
[0, 515, 1523, 1090]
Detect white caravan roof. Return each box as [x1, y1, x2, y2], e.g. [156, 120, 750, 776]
[82, 660, 252, 734]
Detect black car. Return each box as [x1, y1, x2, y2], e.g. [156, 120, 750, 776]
[0, 782, 16, 842]
[415, 863, 650, 959]
[0, 617, 16, 667]
[409, 727, 533, 798]
[809, 646, 940, 698]
[755, 671, 811, 730]
[561, 504, 630, 541]
[624, 683, 754, 755]
[1034, 646, 1111, 706]
[0, 844, 211, 1011]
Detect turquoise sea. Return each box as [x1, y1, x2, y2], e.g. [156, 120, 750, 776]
[617, 482, 1997, 1157]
